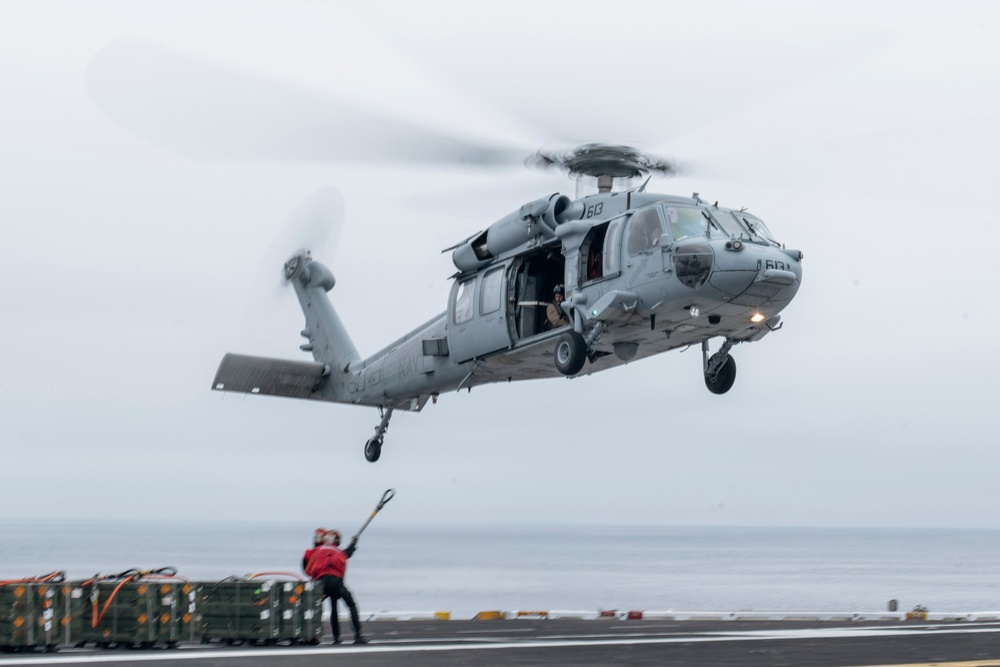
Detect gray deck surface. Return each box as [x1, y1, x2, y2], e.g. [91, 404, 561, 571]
[4, 618, 1000, 666]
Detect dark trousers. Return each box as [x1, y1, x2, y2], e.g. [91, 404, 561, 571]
[321, 575, 361, 641]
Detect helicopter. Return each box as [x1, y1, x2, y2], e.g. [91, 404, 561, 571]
[211, 143, 804, 462]
[80, 39, 804, 463]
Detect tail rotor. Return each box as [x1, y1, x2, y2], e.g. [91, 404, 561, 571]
[243, 187, 346, 349]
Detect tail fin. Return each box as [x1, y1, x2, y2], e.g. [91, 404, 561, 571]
[284, 253, 360, 374]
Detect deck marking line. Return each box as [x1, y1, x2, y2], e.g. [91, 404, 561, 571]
[845, 662, 1000, 667]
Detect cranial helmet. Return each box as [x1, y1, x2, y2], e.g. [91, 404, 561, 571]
[553, 284, 564, 296]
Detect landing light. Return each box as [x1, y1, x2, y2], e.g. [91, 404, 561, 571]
[689, 306, 700, 318]
[750, 312, 766, 323]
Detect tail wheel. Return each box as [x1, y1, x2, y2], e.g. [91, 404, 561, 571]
[364, 437, 382, 463]
[554, 331, 587, 376]
[705, 354, 737, 394]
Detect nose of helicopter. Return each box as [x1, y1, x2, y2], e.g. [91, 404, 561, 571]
[707, 240, 803, 307]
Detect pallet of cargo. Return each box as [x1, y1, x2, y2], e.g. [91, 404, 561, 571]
[0, 573, 65, 653]
[197, 573, 323, 645]
[76, 568, 196, 649]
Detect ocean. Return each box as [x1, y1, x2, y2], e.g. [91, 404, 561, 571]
[2, 521, 999, 619]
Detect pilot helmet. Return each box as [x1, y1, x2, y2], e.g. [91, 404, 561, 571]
[553, 284, 564, 296]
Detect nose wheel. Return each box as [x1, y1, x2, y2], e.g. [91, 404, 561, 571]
[364, 406, 393, 463]
[702, 339, 739, 395]
[704, 354, 737, 394]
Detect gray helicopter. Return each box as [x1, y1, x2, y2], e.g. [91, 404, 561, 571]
[211, 144, 803, 462]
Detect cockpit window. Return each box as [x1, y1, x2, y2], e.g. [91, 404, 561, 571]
[708, 210, 749, 238]
[453, 279, 474, 324]
[626, 208, 664, 256]
[739, 212, 778, 245]
[663, 206, 706, 242]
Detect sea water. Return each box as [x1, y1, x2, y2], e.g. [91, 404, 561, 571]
[2, 521, 999, 618]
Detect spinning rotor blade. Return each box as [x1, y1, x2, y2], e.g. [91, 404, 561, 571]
[242, 187, 346, 349]
[86, 39, 692, 187]
[86, 39, 526, 166]
[270, 186, 346, 280]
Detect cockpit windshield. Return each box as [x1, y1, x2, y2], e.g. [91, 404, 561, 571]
[706, 209, 780, 246]
[737, 212, 779, 245]
[706, 209, 746, 238]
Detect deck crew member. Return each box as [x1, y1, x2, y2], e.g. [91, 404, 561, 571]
[306, 530, 367, 645]
[302, 527, 326, 576]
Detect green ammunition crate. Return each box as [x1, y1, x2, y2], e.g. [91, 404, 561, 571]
[78, 579, 196, 647]
[59, 582, 89, 646]
[0, 583, 62, 651]
[270, 579, 323, 643]
[198, 578, 322, 645]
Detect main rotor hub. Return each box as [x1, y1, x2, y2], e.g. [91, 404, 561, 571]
[525, 143, 681, 192]
[528, 143, 680, 194]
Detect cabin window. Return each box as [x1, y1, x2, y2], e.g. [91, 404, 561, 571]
[453, 278, 475, 324]
[480, 266, 504, 315]
[583, 223, 608, 282]
[603, 218, 622, 275]
[664, 205, 706, 242]
[626, 207, 664, 255]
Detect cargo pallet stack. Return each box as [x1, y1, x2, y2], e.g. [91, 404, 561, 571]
[197, 573, 323, 645]
[0, 573, 65, 653]
[1, 570, 322, 652]
[76, 568, 196, 649]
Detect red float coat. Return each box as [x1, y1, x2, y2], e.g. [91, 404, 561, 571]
[302, 547, 320, 577]
[306, 544, 354, 579]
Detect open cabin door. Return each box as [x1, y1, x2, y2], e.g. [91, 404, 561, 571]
[447, 263, 513, 363]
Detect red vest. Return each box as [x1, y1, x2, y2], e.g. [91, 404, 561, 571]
[306, 545, 348, 579]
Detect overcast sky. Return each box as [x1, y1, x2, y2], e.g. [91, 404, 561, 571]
[2, 1, 998, 529]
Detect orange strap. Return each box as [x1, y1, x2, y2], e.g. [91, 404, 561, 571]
[0, 571, 65, 586]
[248, 571, 303, 581]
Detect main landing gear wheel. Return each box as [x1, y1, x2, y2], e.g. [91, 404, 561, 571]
[705, 354, 737, 394]
[554, 330, 587, 376]
[364, 437, 382, 463]
[365, 406, 393, 463]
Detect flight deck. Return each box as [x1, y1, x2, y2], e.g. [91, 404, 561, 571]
[3, 617, 1000, 667]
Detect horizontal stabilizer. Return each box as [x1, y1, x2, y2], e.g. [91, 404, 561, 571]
[212, 353, 328, 399]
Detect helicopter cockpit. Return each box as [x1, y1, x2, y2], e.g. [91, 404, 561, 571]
[647, 204, 781, 247]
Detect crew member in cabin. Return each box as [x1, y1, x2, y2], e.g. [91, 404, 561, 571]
[546, 284, 570, 329]
[306, 529, 367, 645]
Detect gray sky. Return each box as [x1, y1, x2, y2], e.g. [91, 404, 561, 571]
[2, 1, 998, 529]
